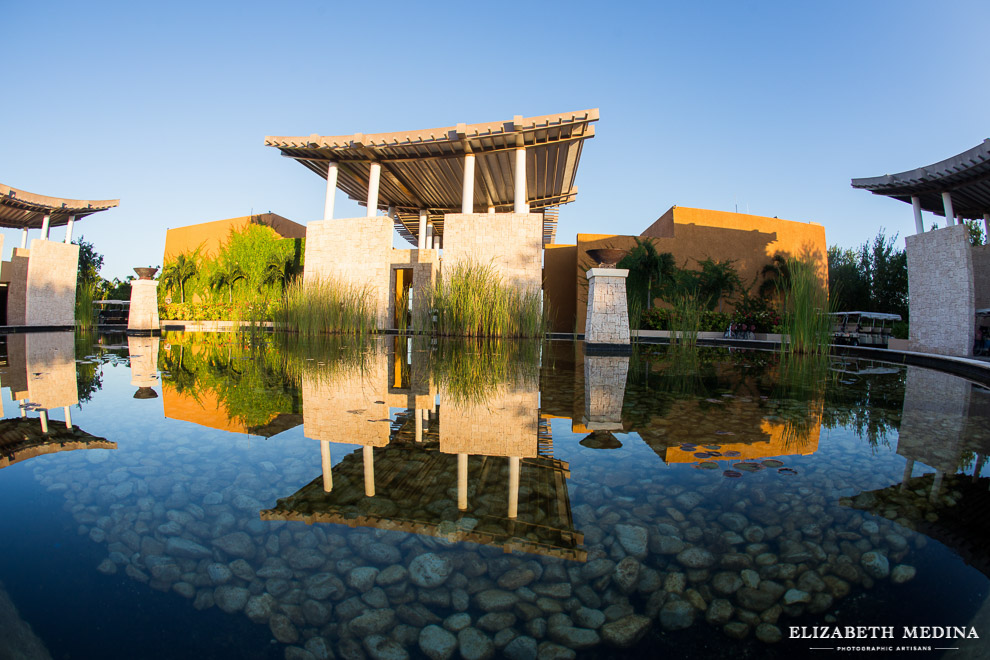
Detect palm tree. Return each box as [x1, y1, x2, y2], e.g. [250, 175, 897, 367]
[209, 258, 246, 304]
[618, 238, 677, 311]
[696, 257, 742, 312]
[161, 250, 199, 303]
[759, 254, 792, 299]
[261, 253, 294, 291]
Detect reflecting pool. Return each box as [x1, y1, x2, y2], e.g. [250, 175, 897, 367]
[0, 332, 988, 659]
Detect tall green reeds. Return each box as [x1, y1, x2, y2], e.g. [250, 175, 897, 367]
[416, 261, 545, 338]
[75, 281, 98, 331]
[669, 294, 706, 348]
[780, 259, 833, 356]
[281, 277, 376, 335]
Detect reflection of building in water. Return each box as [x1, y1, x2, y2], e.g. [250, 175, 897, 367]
[0, 333, 78, 432]
[896, 367, 990, 501]
[583, 355, 629, 431]
[292, 341, 582, 559]
[0, 333, 114, 467]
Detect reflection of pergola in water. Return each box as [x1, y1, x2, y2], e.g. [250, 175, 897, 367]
[0, 417, 114, 469]
[843, 473, 990, 579]
[262, 412, 584, 560]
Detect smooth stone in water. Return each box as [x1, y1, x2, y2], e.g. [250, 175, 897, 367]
[458, 627, 496, 660]
[861, 552, 890, 579]
[363, 635, 409, 660]
[756, 623, 783, 643]
[213, 586, 249, 613]
[613, 524, 648, 559]
[612, 557, 641, 594]
[350, 609, 397, 637]
[783, 589, 811, 605]
[409, 552, 453, 588]
[211, 532, 255, 559]
[548, 626, 600, 650]
[504, 636, 538, 660]
[206, 562, 233, 585]
[269, 613, 299, 644]
[244, 594, 275, 623]
[474, 589, 519, 612]
[660, 600, 695, 631]
[891, 564, 916, 584]
[600, 614, 650, 648]
[676, 547, 715, 569]
[419, 624, 458, 660]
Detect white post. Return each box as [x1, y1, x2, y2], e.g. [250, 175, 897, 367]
[363, 445, 375, 497]
[415, 411, 423, 442]
[18, 400, 25, 418]
[508, 456, 520, 518]
[64, 406, 72, 429]
[64, 215, 75, 243]
[366, 162, 381, 217]
[324, 161, 339, 221]
[40, 410, 49, 434]
[462, 153, 475, 214]
[20, 228, 28, 248]
[321, 440, 333, 492]
[458, 453, 468, 510]
[942, 192, 955, 226]
[421, 407, 429, 432]
[40, 214, 51, 240]
[418, 210, 428, 250]
[487, 206, 495, 214]
[513, 147, 527, 214]
[425, 222, 433, 249]
[433, 235, 440, 250]
[911, 196, 924, 234]
[984, 213, 989, 237]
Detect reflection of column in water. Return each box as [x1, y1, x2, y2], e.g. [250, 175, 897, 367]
[508, 456, 520, 518]
[64, 406, 72, 429]
[40, 409, 49, 434]
[458, 453, 468, 510]
[19, 400, 26, 418]
[363, 445, 375, 497]
[974, 454, 986, 483]
[421, 408, 429, 432]
[930, 469, 944, 503]
[900, 459, 915, 492]
[415, 412, 423, 442]
[321, 440, 333, 492]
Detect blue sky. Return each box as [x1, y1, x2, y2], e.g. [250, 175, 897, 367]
[2, 0, 988, 279]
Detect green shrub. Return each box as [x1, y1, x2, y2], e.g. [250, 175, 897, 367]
[75, 281, 98, 331]
[640, 307, 730, 332]
[732, 294, 782, 333]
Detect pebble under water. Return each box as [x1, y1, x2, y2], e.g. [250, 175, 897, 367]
[0, 332, 988, 660]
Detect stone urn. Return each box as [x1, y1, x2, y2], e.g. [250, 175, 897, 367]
[134, 267, 159, 280]
[585, 249, 628, 268]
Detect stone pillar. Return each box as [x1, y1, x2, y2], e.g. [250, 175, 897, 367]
[911, 196, 924, 234]
[583, 355, 630, 430]
[457, 453, 468, 510]
[64, 215, 75, 243]
[584, 268, 631, 349]
[39, 410, 49, 434]
[462, 153, 475, 213]
[942, 192, 955, 226]
[128, 278, 161, 335]
[418, 210, 428, 250]
[415, 412, 423, 442]
[324, 161, 338, 220]
[363, 445, 375, 497]
[984, 213, 989, 237]
[905, 225, 974, 355]
[64, 406, 72, 429]
[128, 335, 160, 397]
[508, 456, 520, 518]
[514, 147, 527, 214]
[40, 214, 50, 240]
[20, 228, 28, 248]
[366, 162, 381, 217]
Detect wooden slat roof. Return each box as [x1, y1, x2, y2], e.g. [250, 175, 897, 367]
[851, 139, 990, 219]
[264, 109, 598, 245]
[0, 183, 119, 229]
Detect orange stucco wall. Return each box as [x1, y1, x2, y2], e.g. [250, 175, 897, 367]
[163, 213, 306, 261]
[543, 245, 577, 333]
[549, 206, 827, 333]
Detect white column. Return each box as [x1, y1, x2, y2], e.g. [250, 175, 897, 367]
[418, 210, 428, 250]
[415, 411, 423, 442]
[421, 407, 429, 432]
[40, 410, 49, 434]
[40, 214, 51, 240]
[363, 445, 375, 497]
[911, 196, 924, 234]
[930, 469, 944, 503]
[366, 162, 381, 217]
[20, 228, 28, 248]
[942, 192, 955, 226]
[899, 459, 914, 492]
[514, 147, 527, 214]
[458, 453, 468, 510]
[18, 400, 26, 418]
[508, 456, 520, 518]
[984, 213, 989, 236]
[324, 161, 339, 221]
[461, 153, 475, 214]
[64, 215, 75, 243]
[321, 440, 333, 492]
[64, 406, 72, 429]
[487, 206, 496, 214]
[433, 235, 440, 250]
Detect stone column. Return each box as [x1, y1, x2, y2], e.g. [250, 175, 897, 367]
[462, 153, 475, 213]
[324, 161, 338, 220]
[911, 196, 924, 234]
[363, 445, 375, 497]
[20, 228, 28, 248]
[127, 275, 161, 335]
[366, 162, 381, 217]
[418, 210, 428, 250]
[583, 355, 630, 430]
[39, 410, 49, 434]
[321, 441, 333, 492]
[458, 453, 468, 510]
[508, 456, 520, 518]
[64, 406, 72, 429]
[984, 213, 990, 237]
[64, 215, 75, 244]
[128, 335, 160, 397]
[514, 147, 527, 214]
[584, 268, 631, 349]
[40, 215, 50, 240]
[942, 192, 955, 226]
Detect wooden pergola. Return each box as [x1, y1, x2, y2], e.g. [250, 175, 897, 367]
[265, 109, 598, 245]
[0, 182, 119, 244]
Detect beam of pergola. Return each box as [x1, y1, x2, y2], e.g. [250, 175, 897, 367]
[0, 183, 119, 229]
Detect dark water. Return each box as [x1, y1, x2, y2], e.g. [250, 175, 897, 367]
[0, 332, 987, 660]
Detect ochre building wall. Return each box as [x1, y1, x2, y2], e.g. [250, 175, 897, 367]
[543, 245, 577, 333]
[163, 213, 305, 261]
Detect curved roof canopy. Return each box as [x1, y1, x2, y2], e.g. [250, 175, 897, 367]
[265, 109, 598, 244]
[851, 139, 990, 219]
[0, 183, 119, 229]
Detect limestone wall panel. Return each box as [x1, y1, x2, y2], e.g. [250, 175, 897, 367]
[442, 213, 542, 293]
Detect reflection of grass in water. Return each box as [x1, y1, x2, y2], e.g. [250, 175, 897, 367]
[773, 352, 830, 453]
[781, 259, 833, 356]
[272, 333, 380, 386]
[424, 338, 540, 406]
